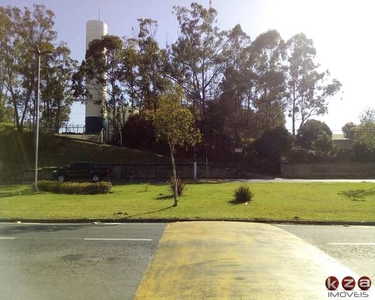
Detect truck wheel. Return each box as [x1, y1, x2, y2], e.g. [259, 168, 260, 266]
[57, 175, 65, 182]
[92, 175, 100, 182]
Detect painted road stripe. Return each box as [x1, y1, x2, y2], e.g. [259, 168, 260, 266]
[0, 237, 16, 240]
[84, 238, 153, 241]
[328, 242, 375, 245]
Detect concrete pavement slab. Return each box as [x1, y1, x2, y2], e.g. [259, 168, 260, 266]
[134, 222, 363, 300]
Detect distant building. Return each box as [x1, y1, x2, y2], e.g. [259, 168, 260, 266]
[85, 20, 107, 133]
[332, 134, 353, 150]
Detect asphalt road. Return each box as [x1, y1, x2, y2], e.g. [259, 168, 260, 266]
[0, 223, 166, 300]
[277, 224, 375, 280]
[0, 223, 374, 299]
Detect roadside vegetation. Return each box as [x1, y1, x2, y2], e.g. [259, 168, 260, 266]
[38, 180, 112, 195]
[0, 182, 374, 222]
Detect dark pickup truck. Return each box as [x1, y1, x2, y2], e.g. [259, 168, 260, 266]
[53, 162, 111, 182]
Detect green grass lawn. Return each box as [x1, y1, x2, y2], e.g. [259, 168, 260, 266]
[0, 182, 374, 222]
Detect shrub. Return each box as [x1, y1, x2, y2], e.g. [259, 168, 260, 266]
[233, 185, 254, 203]
[297, 119, 334, 153]
[166, 176, 188, 197]
[342, 122, 356, 140]
[38, 180, 112, 194]
[254, 126, 293, 161]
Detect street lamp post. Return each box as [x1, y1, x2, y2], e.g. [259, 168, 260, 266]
[30, 45, 52, 192]
[205, 143, 209, 183]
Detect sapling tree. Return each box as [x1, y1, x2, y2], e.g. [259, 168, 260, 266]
[154, 87, 201, 206]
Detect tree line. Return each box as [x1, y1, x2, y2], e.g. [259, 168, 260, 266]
[1, 3, 342, 164]
[73, 3, 341, 162]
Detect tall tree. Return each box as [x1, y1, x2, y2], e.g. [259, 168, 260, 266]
[41, 43, 77, 132]
[167, 2, 228, 124]
[154, 87, 201, 206]
[202, 24, 257, 161]
[217, 24, 258, 147]
[251, 30, 286, 134]
[285, 33, 341, 135]
[115, 37, 139, 116]
[134, 18, 169, 114]
[0, 4, 57, 131]
[0, 9, 12, 123]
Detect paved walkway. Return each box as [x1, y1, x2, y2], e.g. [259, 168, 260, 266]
[134, 222, 358, 299]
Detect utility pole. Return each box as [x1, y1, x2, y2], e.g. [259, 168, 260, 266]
[30, 45, 52, 191]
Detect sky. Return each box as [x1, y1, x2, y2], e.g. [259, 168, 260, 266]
[1, 0, 375, 133]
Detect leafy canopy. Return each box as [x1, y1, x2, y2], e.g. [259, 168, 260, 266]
[154, 87, 201, 152]
[297, 119, 334, 153]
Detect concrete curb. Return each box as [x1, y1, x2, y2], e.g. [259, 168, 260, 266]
[0, 218, 374, 226]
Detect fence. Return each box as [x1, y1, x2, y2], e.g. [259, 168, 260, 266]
[22, 124, 122, 144]
[281, 162, 375, 179]
[4, 163, 248, 183]
[23, 123, 86, 134]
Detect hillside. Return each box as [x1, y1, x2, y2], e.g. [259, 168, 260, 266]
[0, 124, 172, 180]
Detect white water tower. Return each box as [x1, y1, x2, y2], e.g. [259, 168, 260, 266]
[85, 20, 107, 133]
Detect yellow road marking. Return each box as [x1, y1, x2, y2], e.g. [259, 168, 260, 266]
[134, 222, 357, 300]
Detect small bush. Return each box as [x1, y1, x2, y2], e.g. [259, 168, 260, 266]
[38, 180, 112, 194]
[233, 185, 254, 203]
[166, 176, 188, 197]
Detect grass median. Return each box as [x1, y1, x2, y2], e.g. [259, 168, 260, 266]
[0, 182, 374, 222]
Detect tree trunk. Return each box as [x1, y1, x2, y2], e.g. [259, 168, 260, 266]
[55, 103, 61, 133]
[292, 101, 296, 136]
[11, 95, 20, 131]
[292, 85, 296, 136]
[170, 146, 178, 207]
